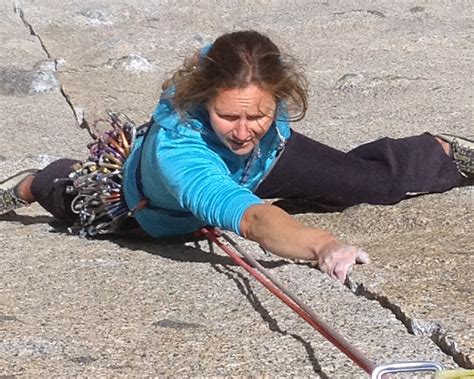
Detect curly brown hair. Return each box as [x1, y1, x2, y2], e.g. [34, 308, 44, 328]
[162, 30, 308, 122]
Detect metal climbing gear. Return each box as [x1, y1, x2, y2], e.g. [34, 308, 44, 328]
[68, 110, 138, 237]
[372, 361, 443, 378]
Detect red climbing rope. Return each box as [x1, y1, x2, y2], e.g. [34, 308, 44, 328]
[200, 227, 376, 375]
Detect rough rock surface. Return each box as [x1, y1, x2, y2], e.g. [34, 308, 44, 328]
[1, 1, 472, 377]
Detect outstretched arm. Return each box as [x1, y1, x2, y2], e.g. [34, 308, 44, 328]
[240, 204, 369, 282]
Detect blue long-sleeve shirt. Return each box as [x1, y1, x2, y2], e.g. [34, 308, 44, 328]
[123, 95, 291, 238]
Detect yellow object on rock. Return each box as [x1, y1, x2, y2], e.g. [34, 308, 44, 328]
[435, 369, 474, 379]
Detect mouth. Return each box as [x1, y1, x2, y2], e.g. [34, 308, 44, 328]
[229, 139, 252, 149]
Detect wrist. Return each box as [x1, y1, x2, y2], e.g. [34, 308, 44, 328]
[309, 229, 340, 260]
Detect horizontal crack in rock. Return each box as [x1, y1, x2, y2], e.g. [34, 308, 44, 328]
[346, 278, 472, 369]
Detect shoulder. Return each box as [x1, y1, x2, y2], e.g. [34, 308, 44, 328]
[152, 90, 210, 137]
[274, 102, 292, 139]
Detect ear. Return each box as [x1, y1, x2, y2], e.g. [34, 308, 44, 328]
[205, 100, 213, 114]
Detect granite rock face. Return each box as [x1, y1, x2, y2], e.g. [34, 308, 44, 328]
[0, 0, 472, 377]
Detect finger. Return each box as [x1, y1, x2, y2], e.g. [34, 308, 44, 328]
[355, 249, 370, 264]
[333, 261, 352, 282]
[318, 261, 330, 276]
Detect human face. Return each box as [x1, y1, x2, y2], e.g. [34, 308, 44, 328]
[206, 85, 276, 156]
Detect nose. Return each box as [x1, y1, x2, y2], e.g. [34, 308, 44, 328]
[234, 119, 251, 141]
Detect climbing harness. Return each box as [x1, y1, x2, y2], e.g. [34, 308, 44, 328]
[200, 227, 467, 378]
[67, 111, 139, 237]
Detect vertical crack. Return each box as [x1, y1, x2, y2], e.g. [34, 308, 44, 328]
[346, 278, 473, 369]
[13, 3, 87, 127]
[59, 86, 87, 127]
[14, 3, 51, 58]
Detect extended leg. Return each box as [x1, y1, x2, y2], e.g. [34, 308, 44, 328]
[30, 158, 80, 225]
[256, 131, 464, 211]
[14, 174, 36, 203]
[0, 158, 80, 225]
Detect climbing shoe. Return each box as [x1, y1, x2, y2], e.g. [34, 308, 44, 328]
[437, 134, 474, 179]
[0, 187, 29, 215]
[0, 169, 38, 215]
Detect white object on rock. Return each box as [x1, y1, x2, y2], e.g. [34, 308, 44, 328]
[107, 54, 153, 73]
[30, 70, 60, 93]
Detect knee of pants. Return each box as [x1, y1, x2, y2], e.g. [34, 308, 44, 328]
[30, 158, 80, 225]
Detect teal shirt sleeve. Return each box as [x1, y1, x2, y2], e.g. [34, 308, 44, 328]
[154, 127, 264, 235]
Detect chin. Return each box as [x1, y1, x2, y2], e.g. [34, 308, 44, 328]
[230, 145, 254, 156]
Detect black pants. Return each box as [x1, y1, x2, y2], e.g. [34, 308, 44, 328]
[255, 131, 462, 210]
[30, 158, 79, 225]
[31, 131, 462, 224]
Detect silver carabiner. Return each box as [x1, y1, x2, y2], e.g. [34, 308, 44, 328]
[372, 361, 443, 378]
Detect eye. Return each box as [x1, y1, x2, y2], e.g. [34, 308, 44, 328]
[247, 115, 264, 121]
[218, 114, 239, 122]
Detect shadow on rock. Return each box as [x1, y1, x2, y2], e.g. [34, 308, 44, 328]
[108, 229, 291, 270]
[2, 211, 292, 269]
[272, 199, 344, 214]
[0, 212, 55, 225]
[211, 261, 329, 377]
